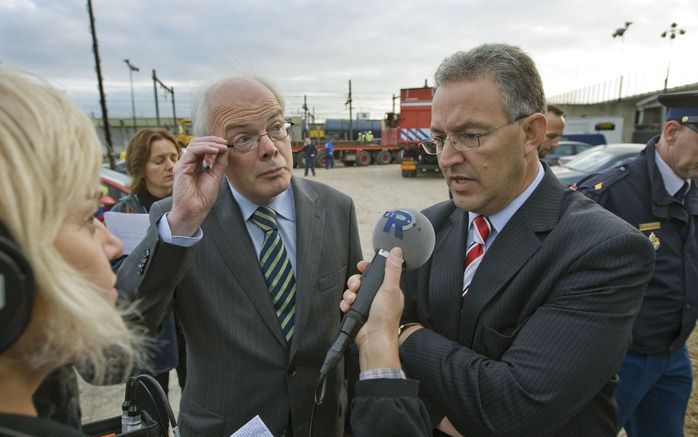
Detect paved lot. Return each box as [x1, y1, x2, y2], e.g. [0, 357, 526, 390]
[79, 163, 447, 424]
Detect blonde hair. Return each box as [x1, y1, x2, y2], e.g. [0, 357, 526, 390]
[0, 66, 142, 381]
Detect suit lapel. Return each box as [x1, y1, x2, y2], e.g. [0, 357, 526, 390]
[208, 181, 289, 349]
[458, 168, 563, 345]
[429, 208, 468, 339]
[290, 177, 323, 358]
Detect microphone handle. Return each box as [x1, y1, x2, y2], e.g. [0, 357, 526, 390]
[318, 249, 388, 378]
[342, 249, 389, 333]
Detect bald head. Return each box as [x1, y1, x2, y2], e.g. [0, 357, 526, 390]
[192, 76, 285, 136]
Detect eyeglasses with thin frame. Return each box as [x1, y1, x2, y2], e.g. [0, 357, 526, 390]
[685, 123, 698, 134]
[420, 114, 531, 155]
[226, 121, 294, 154]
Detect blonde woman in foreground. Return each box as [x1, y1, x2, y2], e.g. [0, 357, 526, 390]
[0, 66, 142, 436]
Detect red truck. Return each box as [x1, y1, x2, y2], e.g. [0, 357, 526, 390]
[290, 84, 439, 176]
[382, 86, 440, 177]
[291, 140, 402, 168]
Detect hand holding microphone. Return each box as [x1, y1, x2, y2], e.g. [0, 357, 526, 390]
[318, 209, 435, 384]
[341, 247, 405, 372]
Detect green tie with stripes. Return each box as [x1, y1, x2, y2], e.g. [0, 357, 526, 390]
[251, 207, 296, 344]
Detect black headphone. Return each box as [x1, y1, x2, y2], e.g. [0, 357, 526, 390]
[0, 221, 35, 353]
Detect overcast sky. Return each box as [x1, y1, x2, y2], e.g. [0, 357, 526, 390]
[1, 0, 696, 122]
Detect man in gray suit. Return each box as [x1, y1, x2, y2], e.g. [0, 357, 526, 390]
[116, 76, 362, 436]
[384, 44, 655, 436]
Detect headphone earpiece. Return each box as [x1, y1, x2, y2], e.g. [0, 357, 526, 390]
[0, 222, 35, 354]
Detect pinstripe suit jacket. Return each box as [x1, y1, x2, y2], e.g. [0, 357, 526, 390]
[116, 176, 362, 437]
[400, 167, 655, 437]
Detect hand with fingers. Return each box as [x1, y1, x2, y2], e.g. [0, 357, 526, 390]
[168, 137, 229, 236]
[340, 247, 405, 371]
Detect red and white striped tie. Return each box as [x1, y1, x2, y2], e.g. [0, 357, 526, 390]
[462, 215, 491, 297]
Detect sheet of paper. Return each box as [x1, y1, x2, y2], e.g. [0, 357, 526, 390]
[103, 212, 150, 255]
[229, 415, 274, 437]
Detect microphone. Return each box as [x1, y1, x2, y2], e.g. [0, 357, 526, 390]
[317, 208, 435, 386]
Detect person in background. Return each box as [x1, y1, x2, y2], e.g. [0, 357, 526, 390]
[111, 128, 185, 396]
[324, 137, 335, 169]
[577, 91, 698, 437]
[302, 137, 317, 176]
[116, 75, 362, 436]
[396, 43, 654, 436]
[538, 104, 566, 159]
[0, 66, 142, 436]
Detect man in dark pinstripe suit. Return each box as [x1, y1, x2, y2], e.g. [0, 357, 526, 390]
[393, 44, 656, 437]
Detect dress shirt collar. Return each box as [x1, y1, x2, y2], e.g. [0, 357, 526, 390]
[654, 150, 691, 197]
[227, 178, 296, 223]
[468, 161, 545, 238]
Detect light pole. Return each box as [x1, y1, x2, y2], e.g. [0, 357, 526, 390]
[612, 21, 632, 100]
[152, 69, 176, 130]
[123, 59, 139, 130]
[661, 23, 687, 91]
[86, 0, 115, 169]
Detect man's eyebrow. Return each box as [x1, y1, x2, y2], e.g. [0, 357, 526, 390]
[267, 111, 284, 121]
[451, 120, 489, 132]
[430, 120, 486, 135]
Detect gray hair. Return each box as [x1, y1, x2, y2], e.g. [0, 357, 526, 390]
[434, 43, 546, 121]
[191, 76, 286, 136]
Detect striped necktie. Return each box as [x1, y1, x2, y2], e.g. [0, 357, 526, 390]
[462, 215, 491, 298]
[251, 207, 296, 344]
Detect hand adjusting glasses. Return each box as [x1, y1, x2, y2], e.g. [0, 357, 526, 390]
[420, 114, 530, 155]
[227, 121, 294, 154]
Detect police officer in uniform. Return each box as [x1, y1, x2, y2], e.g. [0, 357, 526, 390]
[577, 91, 698, 437]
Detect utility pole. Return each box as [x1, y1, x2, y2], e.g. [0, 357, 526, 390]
[345, 80, 353, 140]
[123, 58, 139, 130]
[612, 21, 632, 100]
[302, 95, 309, 137]
[152, 69, 160, 127]
[661, 23, 687, 91]
[86, 0, 115, 170]
[392, 94, 398, 113]
[152, 69, 177, 130]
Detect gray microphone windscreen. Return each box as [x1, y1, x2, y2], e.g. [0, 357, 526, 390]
[372, 208, 435, 270]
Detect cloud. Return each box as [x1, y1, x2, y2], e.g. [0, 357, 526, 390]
[2, 0, 696, 120]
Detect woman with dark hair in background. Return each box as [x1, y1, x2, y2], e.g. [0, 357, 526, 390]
[112, 128, 186, 395]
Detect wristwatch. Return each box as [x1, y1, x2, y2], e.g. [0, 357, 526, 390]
[398, 322, 422, 337]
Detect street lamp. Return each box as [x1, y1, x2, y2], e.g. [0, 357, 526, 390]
[123, 58, 140, 129]
[661, 23, 686, 91]
[612, 21, 632, 100]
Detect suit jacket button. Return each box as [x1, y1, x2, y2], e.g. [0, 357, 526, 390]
[287, 367, 297, 376]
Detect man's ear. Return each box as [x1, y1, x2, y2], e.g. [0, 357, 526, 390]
[662, 120, 682, 145]
[522, 113, 547, 155]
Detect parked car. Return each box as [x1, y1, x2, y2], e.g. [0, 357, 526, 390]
[98, 167, 131, 220]
[561, 133, 607, 146]
[550, 143, 644, 187]
[113, 159, 127, 174]
[542, 140, 594, 166]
